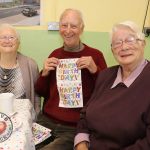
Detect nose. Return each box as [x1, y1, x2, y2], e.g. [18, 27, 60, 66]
[65, 24, 71, 33]
[121, 41, 129, 50]
[4, 38, 11, 43]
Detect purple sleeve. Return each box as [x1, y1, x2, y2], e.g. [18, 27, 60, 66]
[74, 133, 90, 147]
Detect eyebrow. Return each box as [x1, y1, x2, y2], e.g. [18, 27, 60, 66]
[114, 34, 137, 40]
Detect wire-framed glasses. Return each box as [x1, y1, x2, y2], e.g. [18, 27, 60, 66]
[111, 36, 142, 49]
[0, 36, 17, 42]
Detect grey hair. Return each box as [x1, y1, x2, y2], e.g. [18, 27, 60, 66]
[59, 8, 85, 29]
[0, 23, 20, 42]
[110, 21, 145, 43]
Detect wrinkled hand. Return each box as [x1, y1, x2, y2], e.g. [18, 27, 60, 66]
[76, 56, 97, 73]
[75, 141, 89, 150]
[42, 57, 59, 76]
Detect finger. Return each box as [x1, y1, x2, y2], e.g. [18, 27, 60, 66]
[47, 58, 59, 64]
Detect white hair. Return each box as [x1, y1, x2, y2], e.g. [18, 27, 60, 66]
[0, 23, 20, 42]
[110, 21, 145, 43]
[59, 8, 85, 29]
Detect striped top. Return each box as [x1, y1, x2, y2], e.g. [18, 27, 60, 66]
[0, 66, 26, 99]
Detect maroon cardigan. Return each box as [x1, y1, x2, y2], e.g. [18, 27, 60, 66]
[77, 62, 150, 150]
[35, 44, 107, 126]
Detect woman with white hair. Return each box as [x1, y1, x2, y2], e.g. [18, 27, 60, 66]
[0, 23, 40, 115]
[74, 21, 150, 150]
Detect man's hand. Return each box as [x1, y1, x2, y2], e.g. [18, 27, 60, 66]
[42, 57, 59, 76]
[76, 56, 97, 73]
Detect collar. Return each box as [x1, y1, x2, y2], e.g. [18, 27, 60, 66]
[111, 59, 148, 88]
[63, 42, 84, 52]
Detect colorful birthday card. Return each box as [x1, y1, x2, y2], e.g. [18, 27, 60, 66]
[56, 58, 83, 108]
[32, 123, 52, 145]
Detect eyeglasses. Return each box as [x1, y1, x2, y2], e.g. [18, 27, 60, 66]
[0, 36, 17, 42]
[111, 36, 142, 49]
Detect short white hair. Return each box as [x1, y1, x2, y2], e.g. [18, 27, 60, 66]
[110, 21, 145, 43]
[0, 23, 20, 42]
[59, 8, 85, 29]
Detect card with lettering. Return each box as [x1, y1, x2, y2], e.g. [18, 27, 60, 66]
[32, 123, 52, 145]
[56, 58, 83, 108]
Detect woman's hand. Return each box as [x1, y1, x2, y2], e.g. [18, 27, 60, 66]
[76, 56, 97, 73]
[42, 57, 59, 76]
[75, 141, 89, 150]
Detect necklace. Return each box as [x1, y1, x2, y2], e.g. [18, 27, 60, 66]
[0, 67, 16, 80]
[4, 74, 8, 80]
[0, 61, 18, 80]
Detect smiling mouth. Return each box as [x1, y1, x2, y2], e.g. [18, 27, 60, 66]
[2, 45, 13, 47]
[64, 34, 73, 39]
[121, 54, 132, 57]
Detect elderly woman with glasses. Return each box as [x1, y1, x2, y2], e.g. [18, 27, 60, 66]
[0, 23, 40, 115]
[74, 21, 150, 150]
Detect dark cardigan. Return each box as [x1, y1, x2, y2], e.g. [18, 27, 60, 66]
[77, 61, 150, 150]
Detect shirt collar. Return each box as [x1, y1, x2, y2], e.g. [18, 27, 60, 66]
[111, 59, 148, 88]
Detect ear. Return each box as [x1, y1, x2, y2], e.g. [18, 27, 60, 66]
[111, 47, 115, 56]
[141, 40, 146, 47]
[80, 27, 84, 34]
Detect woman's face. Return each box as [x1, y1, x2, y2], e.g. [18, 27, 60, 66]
[0, 28, 19, 54]
[111, 26, 145, 68]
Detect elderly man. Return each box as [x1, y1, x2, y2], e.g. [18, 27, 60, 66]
[35, 8, 107, 150]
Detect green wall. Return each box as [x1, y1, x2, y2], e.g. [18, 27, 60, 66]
[18, 30, 150, 70]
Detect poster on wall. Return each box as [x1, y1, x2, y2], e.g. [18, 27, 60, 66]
[0, 0, 40, 25]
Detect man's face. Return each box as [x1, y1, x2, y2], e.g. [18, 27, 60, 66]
[59, 11, 83, 48]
